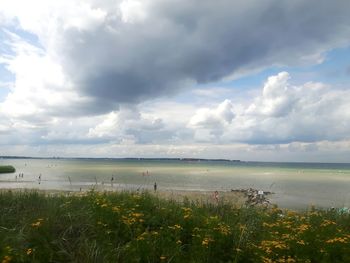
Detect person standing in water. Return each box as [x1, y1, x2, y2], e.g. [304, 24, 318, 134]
[213, 191, 219, 202]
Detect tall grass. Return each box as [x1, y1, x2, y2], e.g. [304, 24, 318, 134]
[0, 190, 349, 262]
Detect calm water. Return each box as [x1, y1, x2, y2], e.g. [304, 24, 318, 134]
[1, 158, 350, 209]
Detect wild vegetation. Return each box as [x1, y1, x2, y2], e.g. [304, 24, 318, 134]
[0, 190, 349, 262]
[0, 166, 15, 174]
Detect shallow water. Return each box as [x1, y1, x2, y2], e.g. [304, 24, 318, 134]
[1, 158, 350, 209]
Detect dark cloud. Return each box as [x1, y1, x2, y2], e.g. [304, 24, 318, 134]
[54, 0, 350, 108]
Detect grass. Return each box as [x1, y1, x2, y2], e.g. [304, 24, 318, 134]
[0, 166, 15, 174]
[0, 190, 349, 262]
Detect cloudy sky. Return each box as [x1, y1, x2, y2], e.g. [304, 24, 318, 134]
[1, 0, 350, 162]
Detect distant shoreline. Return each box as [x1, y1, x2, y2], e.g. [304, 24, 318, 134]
[2, 156, 350, 165]
[0, 156, 240, 162]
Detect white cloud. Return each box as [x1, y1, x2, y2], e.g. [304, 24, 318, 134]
[0, 29, 115, 124]
[189, 72, 350, 144]
[189, 100, 234, 127]
[120, 0, 147, 23]
[1, 1, 350, 161]
[188, 100, 234, 142]
[88, 111, 120, 138]
[2, 139, 350, 162]
[88, 106, 167, 144]
[1, 66, 350, 160]
[0, 81, 13, 89]
[246, 72, 296, 117]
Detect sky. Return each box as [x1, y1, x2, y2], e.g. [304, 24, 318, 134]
[1, 0, 350, 162]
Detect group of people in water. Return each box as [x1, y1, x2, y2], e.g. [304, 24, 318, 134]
[15, 173, 24, 181]
[12, 170, 225, 205]
[13, 169, 161, 193]
[15, 173, 43, 184]
[89, 173, 158, 192]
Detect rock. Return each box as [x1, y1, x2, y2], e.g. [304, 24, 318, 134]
[231, 187, 274, 207]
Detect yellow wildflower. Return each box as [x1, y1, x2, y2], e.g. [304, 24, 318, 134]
[286, 210, 297, 217]
[276, 256, 296, 263]
[262, 222, 273, 228]
[2, 255, 12, 263]
[201, 237, 213, 247]
[320, 220, 336, 227]
[281, 234, 291, 240]
[238, 224, 246, 231]
[31, 221, 41, 228]
[202, 238, 209, 247]
[260, 240, 288, 250]
[184, 214, 191, 219]
[326, 237, 348, 244]
[112, 206, 120, 212]
[122, 216, 136, 225]
[296, 240, 305, 245]
[308, 211, 318, 216]
[136, 236, 145, 241]
[31, 218, 44, 228]
[261, 256, 274, 263]
[131, 212, 144, 218]
[181, 207, 192, 212]
[297, 224, 309, 233]
[214, 222, 231, 236]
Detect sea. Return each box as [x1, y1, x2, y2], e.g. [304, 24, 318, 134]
[1, 158, 350, 210]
